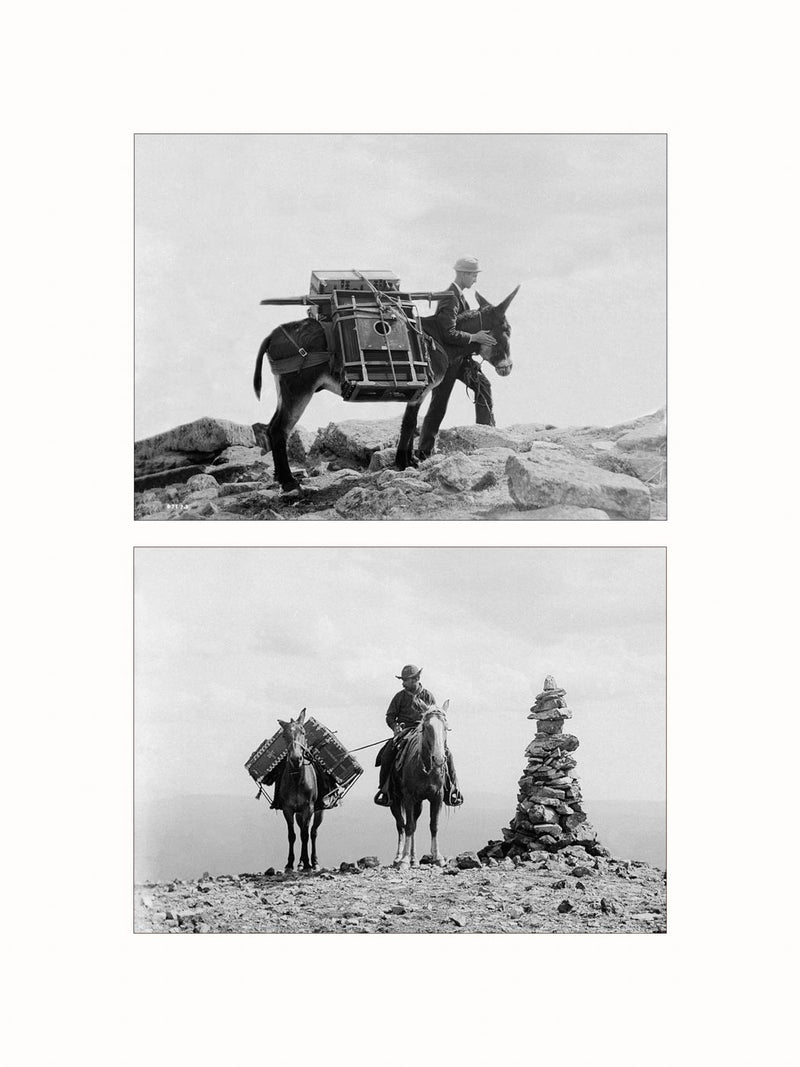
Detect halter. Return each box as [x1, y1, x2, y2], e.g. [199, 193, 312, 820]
[418, 707, 447, 775]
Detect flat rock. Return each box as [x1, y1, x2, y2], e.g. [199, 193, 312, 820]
[506, 449, 650, 519]
[134, 417, 257, 476]
[435, 425, 534, 454]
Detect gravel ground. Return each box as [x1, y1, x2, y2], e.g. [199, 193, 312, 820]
[134, 850, 666, 934]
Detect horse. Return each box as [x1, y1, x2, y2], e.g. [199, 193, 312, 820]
[253, 288, 519, 492]
[273, 709, 324, 872]
[388, 700, 452, 869]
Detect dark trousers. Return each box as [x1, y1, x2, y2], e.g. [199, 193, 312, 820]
[418, 357, 494, 455]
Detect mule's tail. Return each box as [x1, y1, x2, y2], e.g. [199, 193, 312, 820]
[254, 336, 270, 400]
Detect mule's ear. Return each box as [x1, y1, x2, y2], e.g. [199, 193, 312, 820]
[297, 708, 307, 723]
[475, 291, 491, 308]
[442, 699, 450, 713]
[277, 719, 289, 729]
[494, 284, 520, 316]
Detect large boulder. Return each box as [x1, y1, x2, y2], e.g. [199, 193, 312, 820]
[616, 420, 666, 454]
[506, 446, 650, 519]
[422, 447, 516, 492]
[317, 418, 403, 465]
[135, 417, 257, 477]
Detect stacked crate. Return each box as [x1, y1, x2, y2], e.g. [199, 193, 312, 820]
[244, 715, 363, 797]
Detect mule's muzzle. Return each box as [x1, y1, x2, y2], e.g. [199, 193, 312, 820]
[494, 360, 513, 377]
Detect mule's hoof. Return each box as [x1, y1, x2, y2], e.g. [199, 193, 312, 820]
[280, 481, 301, 495]
[434, 857, 447, 868]
[416, 450, 432, 463]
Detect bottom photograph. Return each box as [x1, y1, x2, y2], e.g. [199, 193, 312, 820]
[134, 546, 666, 934]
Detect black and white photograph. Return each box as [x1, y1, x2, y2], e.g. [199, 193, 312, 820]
[134, 133, 666, 521]
[134, 547, 666, 934]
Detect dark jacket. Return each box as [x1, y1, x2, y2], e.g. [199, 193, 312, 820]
[434, 282, 473, 347]
[385, 686, 436, 730]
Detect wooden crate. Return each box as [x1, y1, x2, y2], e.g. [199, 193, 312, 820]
[332, 290, 433, 403]
[244, 717, 363, 790]
[304, 717, 363, 790]
[244, 732, 287, 783]
[310, 269, 400, 296]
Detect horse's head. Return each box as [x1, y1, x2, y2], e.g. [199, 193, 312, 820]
[420, 699, 450, 769]
[277, 708, 308, 770]
[473, 285, 520, 377]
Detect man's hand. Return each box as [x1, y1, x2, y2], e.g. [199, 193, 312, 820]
[393, 724, 404, 737]
[472, 330, 496, 346]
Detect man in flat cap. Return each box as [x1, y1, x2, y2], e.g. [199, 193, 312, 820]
[418, 256, 498, 458]
[374, 664, 463, 807]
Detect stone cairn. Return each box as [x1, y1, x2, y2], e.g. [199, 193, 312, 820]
[479, 675, 605, 862]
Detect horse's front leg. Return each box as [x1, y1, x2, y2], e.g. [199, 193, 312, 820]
[429, 795, 445, 866]
[283, 811, 296, 871]
[395, 402, 421, 470]
[390, 801, 406, 866]
[298, 808, 313, 871]
[310, 809, 323, 870]
[399, 799, 418, 868]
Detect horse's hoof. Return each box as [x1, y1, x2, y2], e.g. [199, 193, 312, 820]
[395, 457, 408, 472]
[410, 860, 419, 869]
[280, 481, 300, 495]
[407, 454, 419, 469]
[416, 450, 432, 463]
[434, 857, 447, 868]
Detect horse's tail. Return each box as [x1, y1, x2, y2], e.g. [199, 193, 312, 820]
[254, 335, 270, 400]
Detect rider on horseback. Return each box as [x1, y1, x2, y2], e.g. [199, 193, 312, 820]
[374, 664, 463, 808]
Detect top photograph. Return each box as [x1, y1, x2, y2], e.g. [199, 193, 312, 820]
[134, 133, 666, 521]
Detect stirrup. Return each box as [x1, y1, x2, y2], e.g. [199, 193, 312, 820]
[374, 790, 390, 807]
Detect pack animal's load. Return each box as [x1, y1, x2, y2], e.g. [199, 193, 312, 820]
[244, 714, 363, 806]
[260, 270, 453, 403]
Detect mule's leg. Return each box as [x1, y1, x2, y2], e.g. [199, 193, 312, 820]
[429, 795, 445, 866]
[391, 800, 406, 866]
[396, 402, 421, 470]
[310, 809, 323, 870]
[418, 363, 459, 458]
[269, 377, 314, 493]
[283, 810, 296, 871]
[298, 808, 312, 871]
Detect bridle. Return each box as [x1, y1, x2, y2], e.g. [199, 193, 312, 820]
[419, 708, 447, 775]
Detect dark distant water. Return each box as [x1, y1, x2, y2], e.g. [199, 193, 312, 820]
[135, 792, 665, 883]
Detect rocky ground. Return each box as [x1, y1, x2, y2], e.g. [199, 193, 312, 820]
[134, 409, 666, 521]
[134, 846, 666, 934]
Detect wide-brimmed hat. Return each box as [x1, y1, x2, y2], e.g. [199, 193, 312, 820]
[453, 256, 480, 273]
[396, 664, 422, 680]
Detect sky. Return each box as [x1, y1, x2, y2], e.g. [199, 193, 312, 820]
[134, 134, 666, 440]
[135, 547, 665, 816]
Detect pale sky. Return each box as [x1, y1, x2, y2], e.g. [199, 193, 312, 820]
[135, 548, 665, 811]
[135, 134, 665, 440]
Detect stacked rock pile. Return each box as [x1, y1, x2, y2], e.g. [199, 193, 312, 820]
[479, 675, 605, 862]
